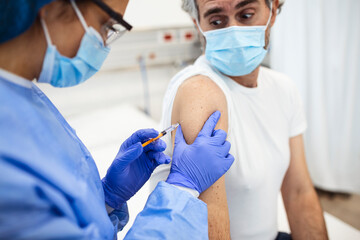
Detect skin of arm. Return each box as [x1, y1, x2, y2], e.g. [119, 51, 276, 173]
[282, 135, 329, 240]
[171, 75, 231, 240]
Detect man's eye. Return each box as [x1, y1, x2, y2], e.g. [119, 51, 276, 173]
[209, 16, 228, 28]
[210, 19, 223, 26]
[241, 13, 254, 19]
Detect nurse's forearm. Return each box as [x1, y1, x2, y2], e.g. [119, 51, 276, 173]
[284, 189, 328, 240]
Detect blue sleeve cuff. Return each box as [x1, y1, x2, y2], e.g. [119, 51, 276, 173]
[109, 202, 129, 233]
[124, 181, 208, 239]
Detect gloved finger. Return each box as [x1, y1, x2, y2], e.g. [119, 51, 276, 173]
[211, 129, 227, 144]
[144, 139, 167, 153]
[199, 111, 221, 137]
[147, 151, 171, 166]
[116, 142, 143, 167]
[122, 129, 159, 149]
[174, 125, 187, 146]
[219, 141, 231, 156]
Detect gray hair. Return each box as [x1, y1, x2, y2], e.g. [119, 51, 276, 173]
[181, 0, 199, 20]
[181, 0, 285, 20]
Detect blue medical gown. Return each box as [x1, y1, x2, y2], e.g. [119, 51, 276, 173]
[0, 76, 208, 239]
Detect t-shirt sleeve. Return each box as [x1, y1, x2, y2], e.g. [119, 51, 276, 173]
[289, 83, 307, 137]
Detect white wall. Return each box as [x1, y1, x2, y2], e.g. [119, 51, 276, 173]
[124, 0, 193, 30]
[270, 0, 360, 193]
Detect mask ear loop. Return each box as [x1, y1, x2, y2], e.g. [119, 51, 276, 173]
[70, 0, 107, 46]
[194, 18, 206, 52]
[39, 18, 56, 84]
[40, 18, 53, 46]
[70, 0, 89, 32]
[264, 3, 273, 51]
[195, 18, 205, 36]
[265, 2, 273, 29]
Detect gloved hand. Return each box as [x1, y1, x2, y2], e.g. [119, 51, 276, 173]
[166, 111, 234, 194]
[102, 129, 171, 209]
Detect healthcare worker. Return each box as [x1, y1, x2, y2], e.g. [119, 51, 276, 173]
[0, 0, 234, 239]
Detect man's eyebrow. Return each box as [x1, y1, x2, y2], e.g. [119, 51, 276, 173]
[235, 0, 259, 9]
[203, 7, 224, 19]
[203, 0, 260, 19]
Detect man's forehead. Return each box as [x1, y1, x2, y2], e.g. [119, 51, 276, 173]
[197, 0, 264, 19]
[198, 0, 261, 7]
[198, 0, 233, 6]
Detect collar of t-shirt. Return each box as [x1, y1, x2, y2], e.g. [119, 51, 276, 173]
[223, 68, 263, 95]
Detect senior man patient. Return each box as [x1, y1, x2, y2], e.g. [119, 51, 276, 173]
[151, 0, 329, 239]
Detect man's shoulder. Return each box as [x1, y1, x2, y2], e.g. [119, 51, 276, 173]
[176, 74, 227, 108]
[170, 56, 227, 105]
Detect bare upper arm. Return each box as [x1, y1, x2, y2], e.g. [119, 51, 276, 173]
[171, 75, 230, 239]
[171, 75, 228, 143]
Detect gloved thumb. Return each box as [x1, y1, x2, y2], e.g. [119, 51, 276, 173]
[175, 125, 186, 145]
[199, 111, 221, 136]
[118, 142, 143, 165]
[223, 154, 235, 172]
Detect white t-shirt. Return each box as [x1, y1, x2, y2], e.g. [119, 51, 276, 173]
[150, 56, 307, 240]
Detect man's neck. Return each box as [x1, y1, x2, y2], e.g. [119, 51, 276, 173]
[228, 67, 260, 88]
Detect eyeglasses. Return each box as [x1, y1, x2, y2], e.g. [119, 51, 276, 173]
[91, 0, 133, 45]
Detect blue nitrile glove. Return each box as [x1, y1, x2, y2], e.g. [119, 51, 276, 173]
[166, 111, 235, 194]
[102, 129, 171, 209]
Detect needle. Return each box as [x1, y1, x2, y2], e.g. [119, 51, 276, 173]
[142, 123, 180, 147]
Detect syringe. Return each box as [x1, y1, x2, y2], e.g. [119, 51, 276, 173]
[141, 123, 180, 147]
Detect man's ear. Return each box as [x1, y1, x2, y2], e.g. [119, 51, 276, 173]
[270, 0, 279, 27]
[193, 18, 199, 30]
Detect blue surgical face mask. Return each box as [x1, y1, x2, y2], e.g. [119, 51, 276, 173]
[38, 0, 110, 88]
[197, 5, 273, 77]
